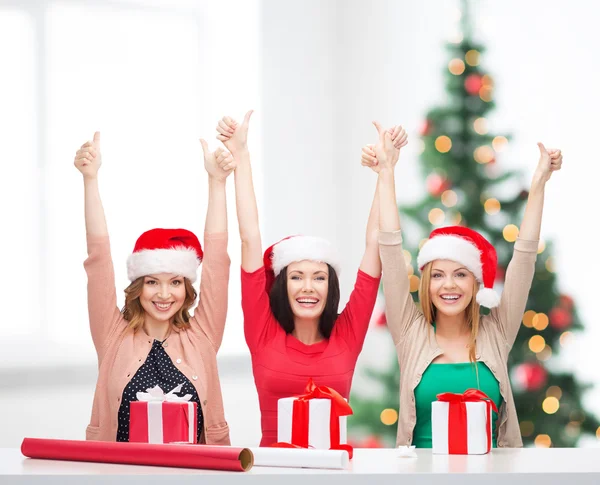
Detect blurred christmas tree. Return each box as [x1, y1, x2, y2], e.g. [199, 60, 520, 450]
[349, 0, 599, 448]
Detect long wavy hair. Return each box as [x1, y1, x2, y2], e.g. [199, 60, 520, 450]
[121, 277, 197, 331]
[419, 262, 481, 363]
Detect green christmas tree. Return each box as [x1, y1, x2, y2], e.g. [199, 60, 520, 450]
[349, 0, 598, 448]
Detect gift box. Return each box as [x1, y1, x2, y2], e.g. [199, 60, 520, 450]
[276, 378, 353, 457]
[129, 384, 197, 444]
[431, 388, 498, 455]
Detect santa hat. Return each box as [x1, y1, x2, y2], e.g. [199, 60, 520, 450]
[262, 235, 341, 291]
[126, 228, 203, 282]
[417, 226, 500, 308]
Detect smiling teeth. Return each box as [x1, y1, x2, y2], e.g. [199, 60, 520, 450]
[441, 296, 459, 300]
[155, 302, 172, 309]
[298, 299, 318, 304]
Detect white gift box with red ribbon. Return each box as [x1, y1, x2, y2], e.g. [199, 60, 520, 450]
[129, 384, 197, 444]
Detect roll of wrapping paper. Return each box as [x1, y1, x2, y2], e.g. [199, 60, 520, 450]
[250, 447, 349, 469]
[21, 438, 253, 472]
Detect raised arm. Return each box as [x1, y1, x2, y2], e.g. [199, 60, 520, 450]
[75, 132, 121, 357]
[369, 122, 421, 344]
[216, 111, 263, 273]
[76, 132, 108, 237]
[492, 143, 563, 347]
[192, 141, 236, 350]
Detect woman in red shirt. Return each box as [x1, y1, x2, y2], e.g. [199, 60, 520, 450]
[215, 112, 406, 446]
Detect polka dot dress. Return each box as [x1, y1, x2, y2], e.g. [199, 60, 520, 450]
[116, 338, 204, 443]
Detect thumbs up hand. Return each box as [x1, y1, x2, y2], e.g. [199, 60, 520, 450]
[536, 142, 563, 183]
[74, 131, 102, 179]
[216, 110, 254, 155]
[200, 138, 236, 181]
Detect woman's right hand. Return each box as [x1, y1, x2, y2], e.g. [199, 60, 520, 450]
[362, 123, 408, 172]
[74, 131, 102, 179]
[216, 110, 253, 155]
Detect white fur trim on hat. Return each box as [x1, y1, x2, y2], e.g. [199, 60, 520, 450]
[417, 235, 483, 281]
[271, 236, 341, 276]
[476, 287, 501, 308]
[127, 248, 200, 282]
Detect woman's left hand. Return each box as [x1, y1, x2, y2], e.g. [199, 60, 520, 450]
[535, 142, 563, 184]
[200, 139, 236, 181]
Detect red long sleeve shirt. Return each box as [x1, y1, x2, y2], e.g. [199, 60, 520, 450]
[241, 266, 380, 446]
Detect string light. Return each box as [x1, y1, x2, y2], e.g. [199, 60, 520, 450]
[545, 257, 555, 273]
[596, 427, 600, 440]
[543, 397, 560, 414]
[484, 198, 501, 215]
[448, 59, 465, 75]
[503, 224, 519, 242]
[473, 117, 488, 134]
[532, 313, 549, 331]
[546, 386, 563, 399]
[403, 250, 412, 265]
[520, 421, 534, 437]
[409, 275, 420, 293]
[435, 135, 452, 153]
[441, 190, 458, 207]
[565, 422, 581, 439]
[449, 212, 462, 225]
[528, 335, 546, 353]
[428, 208, 445, 225]
[407, 264, 414, 276]
[538, 240, 546, 254]
[537, 345, 552, 362]
[534, 434, 552, 448]
[380, 408, 398, 425]
[492, 136, 508, 152]
[560, 331, 573, 347]
[522, 310, 536, 328]
[479, 85, 493, 102]
[474, 145, 494, 164]
[465, 49, 480, 66]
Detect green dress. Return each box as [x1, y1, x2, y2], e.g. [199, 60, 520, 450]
[413, 356, 501, 448]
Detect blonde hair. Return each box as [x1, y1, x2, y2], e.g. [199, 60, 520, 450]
[418, 262, 481, 363]
[122, 277, 198, 331]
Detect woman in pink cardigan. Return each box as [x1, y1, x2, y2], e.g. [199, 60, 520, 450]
[214, 112, 406, 446]
[75, 131, 235, 444]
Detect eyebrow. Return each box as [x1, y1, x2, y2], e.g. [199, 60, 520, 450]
[289, 270, 328, 276]
[432, 267, 468, 273]
[145, 275, 183, 281]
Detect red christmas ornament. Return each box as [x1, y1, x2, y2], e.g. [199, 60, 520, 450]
[549, 307, 573, 330]
[426, 173, 450, 197]
[464, 74, 483, 95]
[515, 362, 547, 392]
[419, 119, 433, 136]
[559, 294, 574, 310]
[373, 311, 387, 327]
[362, 436, 385, 449]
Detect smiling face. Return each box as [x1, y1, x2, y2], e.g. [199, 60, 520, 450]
[428, 259, 477, 317]
[139, 273, 187, 324]
[285, 260, 329, 321]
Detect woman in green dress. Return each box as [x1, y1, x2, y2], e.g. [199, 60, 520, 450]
[361, 123, 562, 448]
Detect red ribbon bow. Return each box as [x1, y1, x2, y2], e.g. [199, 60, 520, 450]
[436, 388, 498, 454]
[272, 378, 354, 459]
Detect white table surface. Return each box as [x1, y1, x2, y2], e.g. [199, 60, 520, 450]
[2, 447, 600, 485]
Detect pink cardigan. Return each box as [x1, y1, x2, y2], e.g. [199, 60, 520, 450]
[83, 232, 231, 445]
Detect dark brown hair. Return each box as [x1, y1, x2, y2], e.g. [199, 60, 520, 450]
[269, 264, 340, 339]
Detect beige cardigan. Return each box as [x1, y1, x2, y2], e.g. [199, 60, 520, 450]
[379, 230, 538, 447]
[84, 232, 231, 444]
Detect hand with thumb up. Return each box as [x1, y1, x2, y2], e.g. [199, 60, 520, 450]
[74, 131, 102, 179]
